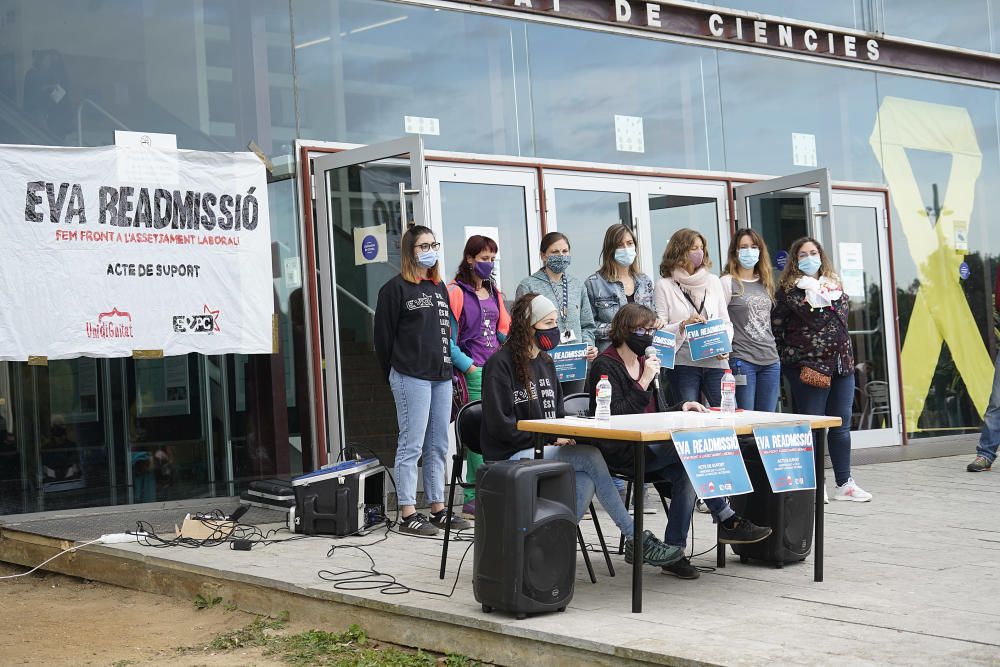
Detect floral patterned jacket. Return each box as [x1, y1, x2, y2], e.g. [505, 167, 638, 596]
[772, 282, 854, 378]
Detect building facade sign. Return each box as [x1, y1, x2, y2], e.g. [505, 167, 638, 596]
[464, 0, 1000, 84]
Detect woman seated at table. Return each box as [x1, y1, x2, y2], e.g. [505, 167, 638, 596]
[586, 303, 771, 580]
[480, 292, 682, 568]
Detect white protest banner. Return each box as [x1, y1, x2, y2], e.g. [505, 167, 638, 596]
[0, 143, 273, 360]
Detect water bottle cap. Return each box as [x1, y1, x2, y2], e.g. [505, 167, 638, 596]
[600, 375, 608, 379]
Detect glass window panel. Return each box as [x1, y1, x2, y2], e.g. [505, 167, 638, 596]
[717, 52, 881, 182]
[874, 74, 1000, 437]
[526, 24, 724, 170]
[553, 189, 634, 277]
[712, 1, 865, 29]
[882, 0, 992, 52]
[293, 0, 528, 155]
[649, 195, 723, 272]
[0, 0, 293, 155]
[438, 182, 531, 303]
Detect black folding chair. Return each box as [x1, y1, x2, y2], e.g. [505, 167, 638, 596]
[563, 393, 616, 579]
[440, 400, 482, 579]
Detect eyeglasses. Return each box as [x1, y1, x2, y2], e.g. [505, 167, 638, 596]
[416, 242, 441, 252]
[632, 327, 658, 336]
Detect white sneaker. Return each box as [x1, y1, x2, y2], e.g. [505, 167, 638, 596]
[823, 486, 829, 504]
[695, 499, 710, 514]
[832, 478, 872, 502]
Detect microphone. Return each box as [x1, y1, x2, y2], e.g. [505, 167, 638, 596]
[645, 346, 660, 390]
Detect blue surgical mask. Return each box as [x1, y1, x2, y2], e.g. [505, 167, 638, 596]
[545, 254, 571, 274]
[798, 255, 822, 276]
[417, 250, 438, 268]
[737, 248, 760, 270]
[614, 247, 637, 267]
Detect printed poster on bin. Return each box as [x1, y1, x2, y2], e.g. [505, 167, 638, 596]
[671, 427, 753, 500]
[684, 318, 732, 361]
[752, 422, 817, 492]
[551, 343, 588, 382]
[650, 329, 676, 369]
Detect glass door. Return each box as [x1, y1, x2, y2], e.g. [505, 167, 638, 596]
[736, 172, 901, 448]
[543, 173, 641, 275]
[313, 136, 426, 465]
[426, 165, 540, 299]
[638, 180, 730, 273]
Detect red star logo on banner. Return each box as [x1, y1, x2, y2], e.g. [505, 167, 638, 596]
[203, 304, 221, 332]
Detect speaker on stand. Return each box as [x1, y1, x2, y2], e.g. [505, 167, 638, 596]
[473, 459, 577, 619]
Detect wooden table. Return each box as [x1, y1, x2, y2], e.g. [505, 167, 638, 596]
[517, 410, 841, 613]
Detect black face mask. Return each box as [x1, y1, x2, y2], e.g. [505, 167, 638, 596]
[625, 333, 653, 357]
[534, 326, 561, 351]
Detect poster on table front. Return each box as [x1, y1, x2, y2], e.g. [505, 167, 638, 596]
[752, 422, 817, 492]
[685, 318, 732, 361]
[0, 143, 273, 360]
[671, 427, 753, 499]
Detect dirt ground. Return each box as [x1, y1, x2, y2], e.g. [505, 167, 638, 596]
[0, 562, 292, 666]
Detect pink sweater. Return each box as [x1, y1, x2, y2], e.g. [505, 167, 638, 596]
[653, 272, 734, 369]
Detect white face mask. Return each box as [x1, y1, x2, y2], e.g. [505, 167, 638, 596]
[614, 247, 637, 267]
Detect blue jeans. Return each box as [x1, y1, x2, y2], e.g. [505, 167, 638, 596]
[666, 365, 726, 407]
[646, 445, 734, 548]
[388, 368, 451, 507]
[783, 367, 854, 486]
[511, 444, 635, 536]
[731, 359, 781, 412]
[976, 354, 1000, 463]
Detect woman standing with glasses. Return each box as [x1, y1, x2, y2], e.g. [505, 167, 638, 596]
[653, 228, 733, 406]
[720, 229, 781, 412]
[772, 237, 872, 502]
[374, 226, 472, 536]
[516, 232, 597, 393]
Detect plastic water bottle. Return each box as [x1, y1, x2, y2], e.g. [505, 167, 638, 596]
[720, 369, 737, 414]
[595, 375, 612, 421]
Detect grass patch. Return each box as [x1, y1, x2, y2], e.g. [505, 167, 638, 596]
[201, 620, 483, 666]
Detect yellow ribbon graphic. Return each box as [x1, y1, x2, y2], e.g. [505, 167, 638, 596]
[870, 96, 993, 429]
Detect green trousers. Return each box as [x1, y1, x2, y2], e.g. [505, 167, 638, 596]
[464, 368, 484, 503]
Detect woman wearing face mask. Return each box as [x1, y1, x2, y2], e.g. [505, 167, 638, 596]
[480, 293, 682, 568]
[772, 237, 872, 503]
[585, 224, 656, 352]
[720, 229, 780, 412]
[653, 228, 734, 406]
[447, 235, 510, 518]
[374, 226, 471, 536]
[516, 232, 597, 393]
[587, 304, 771, 579]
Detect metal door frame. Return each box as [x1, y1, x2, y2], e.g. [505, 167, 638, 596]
[638, 179, 730, 274]
[312, 135, 426, 462]
[425, 163, 542, 276]
[735, 168, 835, 248]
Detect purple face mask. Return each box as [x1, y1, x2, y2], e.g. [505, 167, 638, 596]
[474, 261, 494, 280]
[688, 249, 705, 269]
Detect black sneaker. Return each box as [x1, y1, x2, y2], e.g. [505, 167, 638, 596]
[429, 509, 471, 531]
[623, 530, 683, 567]
[398, 512, 439, 536]
[718, 517, 772, 544]
[662, 557, 700, 580]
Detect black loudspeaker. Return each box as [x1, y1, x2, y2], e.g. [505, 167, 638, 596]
[473, 459, 576, 618]
[728, 437, 814, 565]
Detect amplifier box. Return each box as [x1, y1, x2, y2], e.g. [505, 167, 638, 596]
[292, 458, 385, 536]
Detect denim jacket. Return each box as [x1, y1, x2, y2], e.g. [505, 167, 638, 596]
[584, 271, 655, 350]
